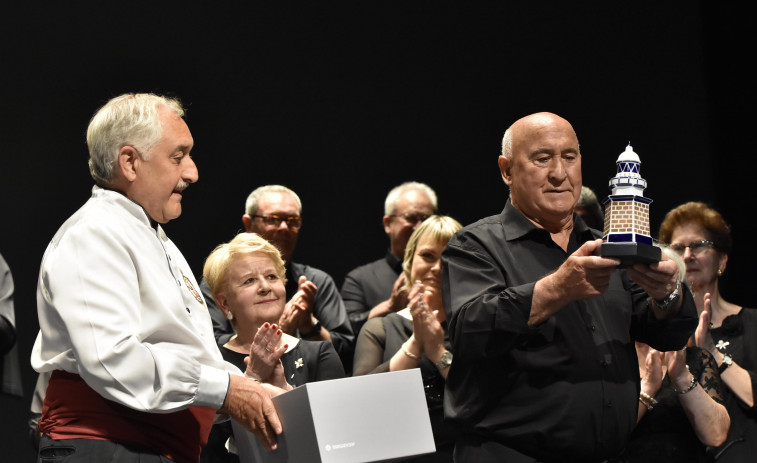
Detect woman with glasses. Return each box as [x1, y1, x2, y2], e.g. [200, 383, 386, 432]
[609, 246, 730, 463]
[353, 215, 462, 462]
[658, 202, 757, 461]
[200, 233, 345, 463]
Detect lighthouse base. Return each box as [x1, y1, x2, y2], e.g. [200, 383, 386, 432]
[600, 242, 661, 268]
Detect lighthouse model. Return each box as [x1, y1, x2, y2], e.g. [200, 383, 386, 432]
[599, 143, 661, 266]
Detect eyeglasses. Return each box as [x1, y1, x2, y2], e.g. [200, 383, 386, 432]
[390, 212, 432, 225]
[252, 214, 303, 229]
[670, 239, 715, 256]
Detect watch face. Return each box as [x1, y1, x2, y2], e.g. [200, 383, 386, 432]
[724, 354, 733, 365]
[441, 351, 453, 365]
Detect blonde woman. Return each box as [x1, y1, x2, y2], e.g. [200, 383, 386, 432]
[201, 233, 344, 462]
[353, 215, 462, 462]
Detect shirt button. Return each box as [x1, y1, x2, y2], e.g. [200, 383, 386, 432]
[590, 324, 596, 331]
[601, 360, 608, 367]
[606, 401, 613, 408]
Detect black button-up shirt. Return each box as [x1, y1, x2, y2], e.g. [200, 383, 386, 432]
[441, 200, 698, 462]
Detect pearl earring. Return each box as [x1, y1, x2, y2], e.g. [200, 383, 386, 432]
[226, 312, 234, 321]
[717, 268, 723, 277]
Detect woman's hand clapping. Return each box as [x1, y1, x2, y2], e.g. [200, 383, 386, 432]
[245, 323, 291, 390]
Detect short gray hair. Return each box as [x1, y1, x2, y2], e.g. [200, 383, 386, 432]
[501, 127, 513, 160]
[87, 93, 184, 185]
[384, 181, 438, 216]
[245, 185, 303, 216]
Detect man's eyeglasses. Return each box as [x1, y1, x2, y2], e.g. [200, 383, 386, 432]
[252, 215, 303, 229]
[390, 212, 432, 225]
[670, 239, 715, 256]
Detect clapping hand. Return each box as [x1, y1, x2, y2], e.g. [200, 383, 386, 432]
[662, 348, 694, 393]
[278, 276, 317, 335]
[245, 323, 290, 390]
[388, 273, 409, 313]
[694, 293, 717, 357]
[640, 345, 664, 398]
[408, 281, 445, 358]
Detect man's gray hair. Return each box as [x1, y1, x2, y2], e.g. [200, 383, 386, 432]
[87, 93, 184, 185]
[384, 181, 438, 216]
[501, 127, 513, 160]
[245, 185, 303, 216]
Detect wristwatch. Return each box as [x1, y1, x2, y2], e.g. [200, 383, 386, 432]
[300, 317, 322, 338]
[718, 353, 733, 374]
[434, 350, 453, 370]
[654, 279, 681, 311]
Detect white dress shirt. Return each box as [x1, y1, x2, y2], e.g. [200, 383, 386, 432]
[31, 186, 234, 413]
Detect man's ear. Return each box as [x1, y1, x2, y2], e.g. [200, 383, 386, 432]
[499, 155, 513, 186]
[242, 214, 253, 232]
[117, 146, 140, 182]
[382, 215, 393, 235]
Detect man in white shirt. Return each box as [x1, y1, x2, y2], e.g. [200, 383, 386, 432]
[31, 93, 281, 462]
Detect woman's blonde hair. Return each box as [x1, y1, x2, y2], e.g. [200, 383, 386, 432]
[203, 232, 287, 299]
[402, 215, 463, 291]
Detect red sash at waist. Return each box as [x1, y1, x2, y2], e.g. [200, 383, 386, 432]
[39, 370, 216, 463]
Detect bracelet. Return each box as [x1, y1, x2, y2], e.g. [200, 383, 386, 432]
[401, 344, 419, 360]
[639, 396, 655, 410]
[639, 391, 658, 408]
[674, 375, 699, 395]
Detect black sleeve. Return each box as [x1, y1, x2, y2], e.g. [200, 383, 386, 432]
[353, 317, 388, 375]
[313, 342, 346, 381]
[689, 346, 728, 405]
[306, 269, 355, 369]
[341, 270, 371, 335]
[0, 315, 14, 355]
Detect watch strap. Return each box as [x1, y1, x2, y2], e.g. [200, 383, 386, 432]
[718, 354, 733, 374]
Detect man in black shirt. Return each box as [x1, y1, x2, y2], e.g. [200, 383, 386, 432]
[341, 181, 437, 335]
[441, 112, 698, 462]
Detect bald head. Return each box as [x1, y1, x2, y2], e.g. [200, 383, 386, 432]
[502, 112, 578, 160]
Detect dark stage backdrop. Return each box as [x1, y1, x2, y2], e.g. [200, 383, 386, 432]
[1, 3, 752, 461]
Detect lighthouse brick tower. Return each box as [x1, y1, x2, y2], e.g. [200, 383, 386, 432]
[599, 143, 661, 266]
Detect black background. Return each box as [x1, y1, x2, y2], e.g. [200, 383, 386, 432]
[1, 3, 753, 460]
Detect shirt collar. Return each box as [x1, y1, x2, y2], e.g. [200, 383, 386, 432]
[500, 198, 597, 244]
[92, 185, 166, 240]
[384, 250, 403, 273]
